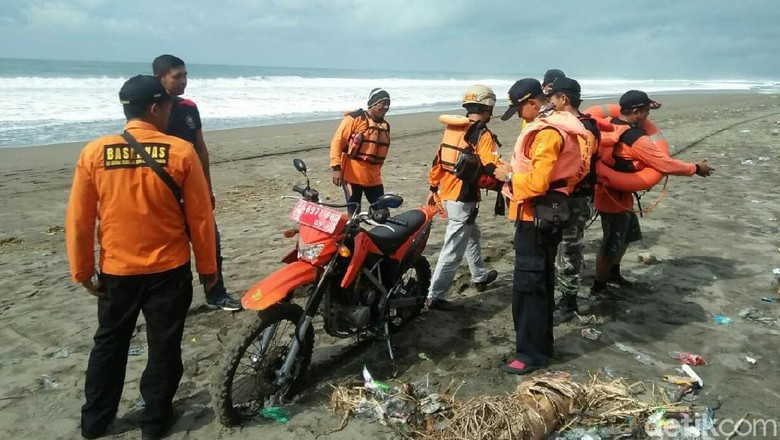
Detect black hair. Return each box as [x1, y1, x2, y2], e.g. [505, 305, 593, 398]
[153, 54, 185, 77]
[620, 106, 635, 116]
[531, 92, 549, 103]
[463, 103, 489, 115]
[123, 103, 150, 120]
[554, 92, 582, 108]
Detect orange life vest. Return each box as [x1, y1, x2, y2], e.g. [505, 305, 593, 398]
[346, 111, 390, 164]
[436, 115, 480, 173]
[584, 103, 669, 192]
[502, 111, 587, 203]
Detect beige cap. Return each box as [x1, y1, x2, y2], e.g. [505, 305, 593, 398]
[462, 85, 496, 107]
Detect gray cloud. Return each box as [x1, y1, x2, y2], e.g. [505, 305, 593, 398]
[0, 0, 777, 78]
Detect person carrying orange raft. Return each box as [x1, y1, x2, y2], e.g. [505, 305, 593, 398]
[591, 90, 714, 298]
[424, 85, 502, 311]
[330, 88, 391, 214]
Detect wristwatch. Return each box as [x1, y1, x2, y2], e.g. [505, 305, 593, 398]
[503, 171, 513, 183]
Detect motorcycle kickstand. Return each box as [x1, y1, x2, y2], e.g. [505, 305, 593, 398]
[382, 321, 395, 361]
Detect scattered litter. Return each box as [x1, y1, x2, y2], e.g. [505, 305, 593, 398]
[575, 312, 605, 325]
[738, 129, 751, 133]
[419, 393, 445, 414]
[44, 225, 65, 235]
[190, 337, 197, 343]
[637, 252, 659, 265]
[261, 406, 291, 424]
[615, 342, 654, 365]
[0, 237, 23, 246]
[417, 352, 431, 361]
[773, 268, 780, 277]
[134, 397, 145, 409]
[663, 375, 698, 386]
[681, 364, 704, 387]
[714, 315, 734, 325]
[52, 347, 71, 359]
[758, 156, 770, 161]
[41, 374, 58, 390]
[745, 356, 757, 365]
[762, 296, 777, 303]
[750, 199, 762, 204]
[740, 159, 754, 165]
[581, 328, 602, 341]
[738, 307, 776, 325]
[128, 347, 144, 356]
[363, 366, 390, 394]
[668, 352, 705, 366]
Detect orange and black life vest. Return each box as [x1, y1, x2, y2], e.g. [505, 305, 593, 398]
[346, 110, 390, 165]
[436, 115, 487, 181]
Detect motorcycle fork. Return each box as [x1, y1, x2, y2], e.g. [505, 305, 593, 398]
[274, 256, 336, 386]
[359, 262, 397, 361]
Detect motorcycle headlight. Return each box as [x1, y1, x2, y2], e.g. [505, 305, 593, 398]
[298, 242, 324, 262]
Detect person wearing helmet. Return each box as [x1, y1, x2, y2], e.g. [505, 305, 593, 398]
[424, 85, 502, 311]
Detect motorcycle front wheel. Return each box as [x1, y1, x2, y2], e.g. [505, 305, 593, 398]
[211, 302, 314, 426]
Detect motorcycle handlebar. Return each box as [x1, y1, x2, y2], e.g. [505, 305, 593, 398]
[292, 184, 306, 195]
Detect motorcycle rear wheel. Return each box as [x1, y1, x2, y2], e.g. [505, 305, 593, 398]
[388, 256, 431, 329]
[212, 302, 314, 426]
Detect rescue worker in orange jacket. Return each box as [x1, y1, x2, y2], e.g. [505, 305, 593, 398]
[494, 78, 588, 374]
[546, 78, 599, 324]
[330, 88, 391, 214]
[66, 75, 217, 440]
[424, 85, 501, 311]
[592, 90, 713, 297]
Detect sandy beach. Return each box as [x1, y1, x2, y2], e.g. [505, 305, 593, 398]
[1, 92, 779, 439]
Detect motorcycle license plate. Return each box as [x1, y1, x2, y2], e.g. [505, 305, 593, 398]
[289, 200, 342, 234]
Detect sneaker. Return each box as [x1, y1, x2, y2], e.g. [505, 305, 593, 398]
[552, 295, 579, 326]
[501, 359, 543, 375]
[424, 298, 462, 312]
[206, 291, 242, 311]
[608, 266, 634, 287]
[474, 270, 499, 292]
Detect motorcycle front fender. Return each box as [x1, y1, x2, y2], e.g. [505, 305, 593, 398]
[241, 261, 318, 310]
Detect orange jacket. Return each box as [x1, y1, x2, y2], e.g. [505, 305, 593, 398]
[329, 110, 389, 187]
[504, 111, 587, 221]
[595, 120, 696, 213]
[428, 116, 501, 202]
[66, 120, 217, 282]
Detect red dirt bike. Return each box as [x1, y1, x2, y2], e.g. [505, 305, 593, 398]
[213, 158, 438, 426]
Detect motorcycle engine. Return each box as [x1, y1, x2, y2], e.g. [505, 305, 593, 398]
[323, 280, 380, 335]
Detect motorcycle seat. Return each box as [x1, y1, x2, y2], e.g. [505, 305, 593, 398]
[367, 209, 427, 255]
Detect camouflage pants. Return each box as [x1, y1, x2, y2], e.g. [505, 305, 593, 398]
[555, 195, 592, 297]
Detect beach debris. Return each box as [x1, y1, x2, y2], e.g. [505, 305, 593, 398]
[40, 374, 58, 390]
[261, 406, 292, 424]
[745, 356, 757, 365]
[740, 159, 754, 165]
[713, 315, 734, 325]
[668, 352, 705, 366]
[134, 397, 145, 409]
[637, 252, 660, 265]
[581, 328, 602, 341]
[363, 366, 390, 395]
[761, 296, 777, 303]
[420, 393, 446, 414]
[738, 129, 751, 133]
[758, 156, 770, 161]
[418, 352, 432, 361]
[738, 307, 776, 325]
[663, 375, 698, 386]
[44, 225, 64, 235]
[681, 365, 703, 387]
[128, 347, 144, 356]
[0, 237, 23, 246]
[575, 312, 605, 325]
[52, 347, 72, 359]
[615, 342, 654, 365]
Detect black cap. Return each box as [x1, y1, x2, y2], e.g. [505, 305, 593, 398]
[619, 90, 660, 110]
[549, 77, 581, 100]
[119, 75, 170, 106]
[542, 69, 565, 86]
[500, 78, 543, 121]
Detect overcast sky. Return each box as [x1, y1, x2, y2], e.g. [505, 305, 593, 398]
[1, 0, 778, 79]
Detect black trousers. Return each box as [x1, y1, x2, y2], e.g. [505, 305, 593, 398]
[81, 263, 193, 438]
[512, 221, 562, 366]
[342, 181, 385, 215]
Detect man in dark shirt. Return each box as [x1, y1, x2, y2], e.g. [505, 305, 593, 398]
[153, 54, 241, 312]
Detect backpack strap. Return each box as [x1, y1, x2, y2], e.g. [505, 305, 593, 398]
[121, 132, 185, 215]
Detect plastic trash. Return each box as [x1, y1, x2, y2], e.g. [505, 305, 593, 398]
[41, 374, 58, 390]
[261, 406, 291, 424]
[615, 342, 654, 365]
[363, 365, 390, 394]
[52, 347, 71, 359]
[714, 315, 734, 325]
[417, 352, 431, 361]
[681, 364, 704, 387]
[128, 347, 145, 356]
[581, 328, 602, 340]
[134, 397, 145, 409]
[762, 296, 777, 303]
[637, 252, 659, 265]
[668, 352, 705, 366]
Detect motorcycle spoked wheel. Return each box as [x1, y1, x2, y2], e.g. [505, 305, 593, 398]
[388, 257, 431, 330]
[212, 302, 314, 426]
